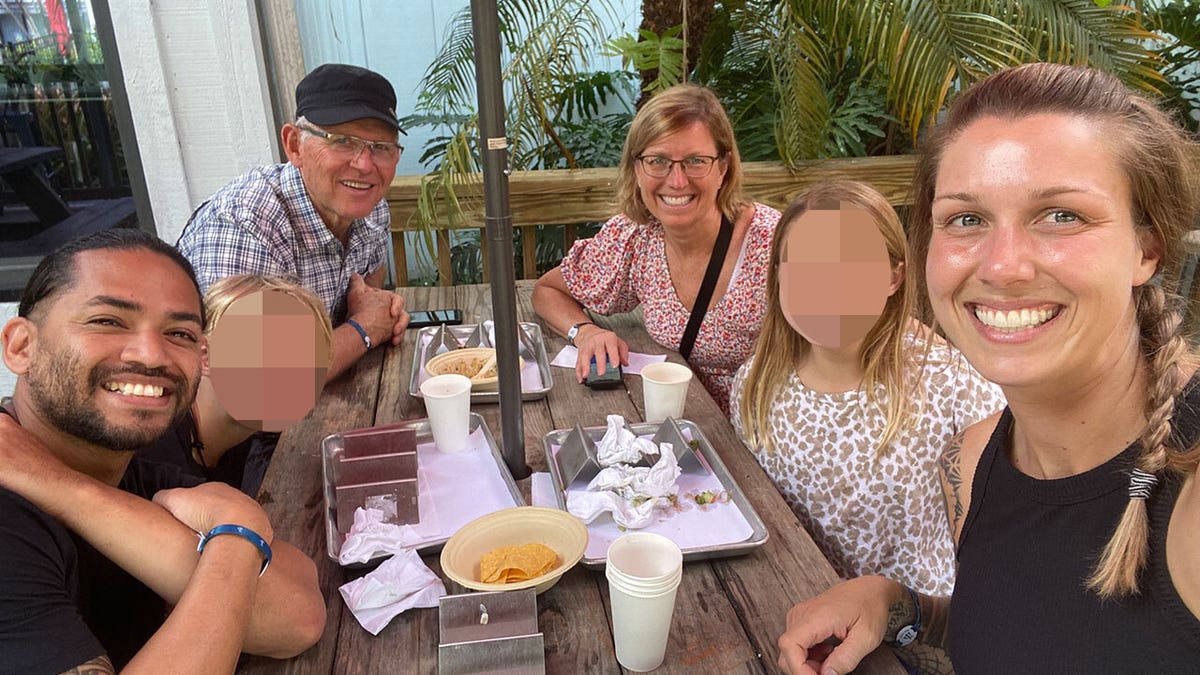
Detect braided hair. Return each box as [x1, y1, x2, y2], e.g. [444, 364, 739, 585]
[908, 63, 1200, 598]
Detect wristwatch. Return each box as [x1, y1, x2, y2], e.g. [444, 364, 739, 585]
[566, 321, 595, 347]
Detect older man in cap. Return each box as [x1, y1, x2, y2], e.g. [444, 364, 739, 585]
[178, 63, 408, 381]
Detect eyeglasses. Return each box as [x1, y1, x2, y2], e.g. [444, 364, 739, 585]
[635, 154, 723, 178]
[297, 124, 404, 163]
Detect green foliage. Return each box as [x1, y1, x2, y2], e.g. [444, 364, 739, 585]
[399, 0, 630, 282]
[604, 27, 686, 95]
[403, 0, 1170, 282]
[820, 74, 892, 158]
[689, 0, 1164, 164]
[1149, 0, 1200, 132]
[694, 1, 782, 161]
[451, 230, 484, 285]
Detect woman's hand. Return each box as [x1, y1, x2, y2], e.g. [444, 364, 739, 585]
[777, 576, 901, 675]
[574, 325, 630, 383]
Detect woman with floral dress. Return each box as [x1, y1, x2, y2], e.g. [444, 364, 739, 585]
[532, 84, 780, 414]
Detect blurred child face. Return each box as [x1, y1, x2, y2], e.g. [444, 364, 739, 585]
[206, 290, 331, 432]
[777, 202, 900, 348]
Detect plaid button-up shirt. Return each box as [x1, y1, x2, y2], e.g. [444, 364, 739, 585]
[177, 163, 389, 323]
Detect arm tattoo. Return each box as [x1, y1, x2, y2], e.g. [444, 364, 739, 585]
[63, 655, 115, 675]
[921, 593, 952, 652]
[939, 433, 965, 538]
[884, 594, 914, 642]
[894, 642, 956, 675]
[885, 591, 953, 652]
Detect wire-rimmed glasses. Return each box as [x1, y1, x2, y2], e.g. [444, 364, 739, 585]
[296, 124, 404, 164]
[635, 154, 723, 178]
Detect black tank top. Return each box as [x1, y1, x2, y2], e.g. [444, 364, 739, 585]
[949, 388, 1200, 673]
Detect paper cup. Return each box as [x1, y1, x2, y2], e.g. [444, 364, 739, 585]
[419, 373, 472, 452]
[605, 532, 683, 672]
[641, 362, 693, 424]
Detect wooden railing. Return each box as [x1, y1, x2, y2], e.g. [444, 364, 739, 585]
[386, 156, 920, 285]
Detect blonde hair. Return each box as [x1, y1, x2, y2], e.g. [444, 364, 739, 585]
[615, 83, 750, 224]
[204, 274, 334, 363]
[738, 180, 921, 455]
[909, 63, 1200, 598]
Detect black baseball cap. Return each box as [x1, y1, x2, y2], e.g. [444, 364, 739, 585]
[295, 63, 404, 133]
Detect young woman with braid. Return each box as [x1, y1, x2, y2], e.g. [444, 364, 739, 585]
[777, 63, 1200, 675]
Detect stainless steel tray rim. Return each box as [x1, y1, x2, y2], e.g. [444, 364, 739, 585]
[409, 321, 553, 403]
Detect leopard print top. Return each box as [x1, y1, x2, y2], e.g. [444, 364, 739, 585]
[730, 340, 1005, 595]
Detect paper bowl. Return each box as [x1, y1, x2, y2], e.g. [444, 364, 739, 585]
[425, 348, 524, 391]
[441, 506, 587, 594]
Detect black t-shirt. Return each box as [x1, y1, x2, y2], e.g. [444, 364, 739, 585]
[949, 382, 1200, 672]
[138, 410, 279, 496]
[0, 410, 200, 673]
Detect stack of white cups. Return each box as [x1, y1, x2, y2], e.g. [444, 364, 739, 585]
[605, 532, 684, 671]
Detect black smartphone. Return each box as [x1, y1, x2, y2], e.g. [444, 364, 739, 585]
[407, 309, 464, 329]
[584, 357, 623, 389]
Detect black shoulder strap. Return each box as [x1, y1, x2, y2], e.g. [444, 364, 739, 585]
[679, 213, 735, 362]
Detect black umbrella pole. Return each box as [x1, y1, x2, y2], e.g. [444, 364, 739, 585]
[471, 0, 529, 479]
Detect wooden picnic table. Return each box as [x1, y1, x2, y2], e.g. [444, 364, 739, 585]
[238, 281, 904, 674]
[0, 146, 71, 225]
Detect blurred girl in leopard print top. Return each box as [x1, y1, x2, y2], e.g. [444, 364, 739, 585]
[731, 180, 1003, 597]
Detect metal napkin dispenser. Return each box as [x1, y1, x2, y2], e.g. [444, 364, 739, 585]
[438, 589, 545, 675]
[422, 324, 464, 364]
[325, 426, 420, 533]
[554, 416, 706, 490]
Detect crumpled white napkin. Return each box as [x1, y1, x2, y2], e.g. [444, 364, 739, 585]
[595, 414, 659, 467]
[568, 444, 681, 528]
[338, 507, 425, 565]
[567, 490, 664, 529]
[338, 548, 446, 635]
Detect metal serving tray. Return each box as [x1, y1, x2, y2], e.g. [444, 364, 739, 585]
[542, 419, 769, 569]
[409, 322, 553, 403]
[321, 413, 525, 565]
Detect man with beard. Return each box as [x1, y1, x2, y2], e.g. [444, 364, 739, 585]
[0, 230, 325, 674]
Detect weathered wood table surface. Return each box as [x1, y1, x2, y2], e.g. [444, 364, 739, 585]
[239, 281, 904, 674]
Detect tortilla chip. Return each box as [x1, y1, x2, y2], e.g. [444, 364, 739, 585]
[480, 543, 559, 584]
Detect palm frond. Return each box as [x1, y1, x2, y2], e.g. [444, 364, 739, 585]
[407, 0, 619, 238]
[880, 2, 1034, 139]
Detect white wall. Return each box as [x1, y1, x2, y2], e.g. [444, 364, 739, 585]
[108, 0, 277, 244]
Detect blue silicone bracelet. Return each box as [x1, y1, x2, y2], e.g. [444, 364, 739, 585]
[197, 524, 272, 576]
[345, 318, 372, 350]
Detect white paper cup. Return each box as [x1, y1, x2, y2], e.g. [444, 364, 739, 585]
[419, 373, 472, 452]
[605, 532, 684, 672]
[641, 362, 693, 424]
